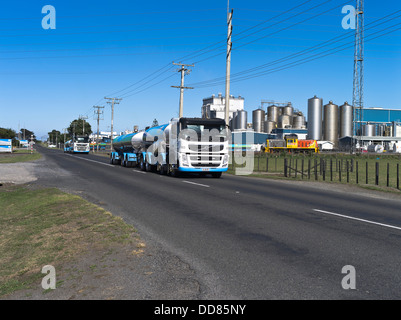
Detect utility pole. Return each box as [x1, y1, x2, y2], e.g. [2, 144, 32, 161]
[79, 115, 88, 135]
[171, 62, 194, 118]
[225, 7, 233, 126]
[93, 106, 104, 152]
[352, 0, 364, 153]
[104, 97, 122, 152]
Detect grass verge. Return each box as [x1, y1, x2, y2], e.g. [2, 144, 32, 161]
[0, 152, 42, 163]
[0, 184, 139, 297]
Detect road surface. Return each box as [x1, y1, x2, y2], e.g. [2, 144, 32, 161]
[34, 146, 401, 299]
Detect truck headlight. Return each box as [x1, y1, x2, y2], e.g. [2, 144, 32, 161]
[222, 154, 229, 166]
[181, 154, 189, 166]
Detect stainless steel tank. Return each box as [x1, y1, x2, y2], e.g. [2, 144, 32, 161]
[236, 110, 247, 130]
[363, 124, 375, 136]
[339, 102, 353, 138]
[252, 109, 265, 133]
[323, 101, 339, 146]
[278, 114, 292, 129]
[307, 96, 323, 140]
[232, 111, 238, 130]
[283, 104, 294, 116]
[267, 105, 279, 123]
[264, 120, 276, 134]
[292, 113, 305, 129]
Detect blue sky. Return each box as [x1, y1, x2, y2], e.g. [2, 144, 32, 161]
[0, 0, 400, 139]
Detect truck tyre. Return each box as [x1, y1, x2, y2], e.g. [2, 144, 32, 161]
[140, 157, 146, 171]
[145, 161, 152, 172]
[211, 172, 222, 178]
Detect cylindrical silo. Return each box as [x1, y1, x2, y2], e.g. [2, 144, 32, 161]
[339, 102, 353, 138]
[323, 101, 339, 147]
[307, 96, 323, 140]
[278, 114, 292, 129]
[232, 111, 238, 130]
[267, 105, 280, 123]
[252, 109, 265, 133]
[264, 120, 276, 134]
[363, 124, 375, 136]
[283, 104, 294, 116]
[293, 113, 306, 129]
[236, 110, 247, 130]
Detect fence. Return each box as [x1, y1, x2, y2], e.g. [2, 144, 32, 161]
[228, 152, 401, 191]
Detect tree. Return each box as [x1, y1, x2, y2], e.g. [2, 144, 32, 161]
[151, 119, 159, 127]
[20, 128, 36, 141]
[0, 127, 16, 139]
[48, 130, 62, 144]
[0, 128, 18, 146]
[67, 119, 92, 137]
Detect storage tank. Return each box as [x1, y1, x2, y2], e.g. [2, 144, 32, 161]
[307, 96, 323, 140]
[293, 113, 306, 129]
[363, 124, 375, 136]
[367, 144, 384, 153]
[232, 111, 238, 130]
[278, 114, 292, 129]
[236, 110, 247, 130]
[283, 104, 294, 116]
[339, 102, 353, 138]
[252, 109, 265, 133]
[267, 105, 280, 123]
[264, 120, 276, 134]
[323, 101, 339, 146]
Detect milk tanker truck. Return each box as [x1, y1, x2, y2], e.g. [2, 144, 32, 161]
[109, 117, 229, 178]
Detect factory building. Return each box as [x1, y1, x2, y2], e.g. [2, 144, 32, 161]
[306, 95, 401, 153]
[201, 93, 245, 121]
[201, 93, 401, 153]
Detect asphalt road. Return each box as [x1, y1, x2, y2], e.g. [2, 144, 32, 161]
[35, 146, 401, 299]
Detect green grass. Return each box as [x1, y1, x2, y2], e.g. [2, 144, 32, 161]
[0, 152, 42, 163]
[228, 152, 401, 192]
[0, 185, 140, 297]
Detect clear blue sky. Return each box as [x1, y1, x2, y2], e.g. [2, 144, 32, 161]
[0, 0, 400, 140]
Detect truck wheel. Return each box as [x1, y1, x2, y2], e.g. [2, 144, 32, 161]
[160, 164, 167, 175]
[140, 157, 146, 171]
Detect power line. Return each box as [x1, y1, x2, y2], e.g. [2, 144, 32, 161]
[188, 10, 401, 87]
[190, 21, 401, 88]
[95, 0, 338, 101]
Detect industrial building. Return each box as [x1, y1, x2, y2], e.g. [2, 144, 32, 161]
[201, 93, 401, 153]
[306, 96, 401, 153]
[201, 93, 245, 120]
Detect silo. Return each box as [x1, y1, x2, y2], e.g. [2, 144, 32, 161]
[278, 114, 292, 129]
[307, 96, 323, 140]
[232, 111, 238, 130]
[267, 105, 280, 123]
[264, 120, 276, 134]
[323, 101, 339, 146]
[236, 110, 247, 130]
[363, 124, 375, 136]
[252, 109, 265, 133]
[339, 102, 353, 138]
[293, 113, 306, 129]
[283, 104, 294, 116]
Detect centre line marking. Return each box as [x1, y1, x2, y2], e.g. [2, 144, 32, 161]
[182, 181, 210, 188]
[313, 209, 401, 231]
[65, 154, 114, 167]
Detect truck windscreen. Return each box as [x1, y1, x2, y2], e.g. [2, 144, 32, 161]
[75, 137, 89, 143]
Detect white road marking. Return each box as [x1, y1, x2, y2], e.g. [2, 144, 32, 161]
[313, 209, 401, 232]
[182, 180, 210, 188]
[132, 170, 146, 174]
[65, 154, 114, 167]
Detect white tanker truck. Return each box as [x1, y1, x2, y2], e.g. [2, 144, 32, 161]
[110, 117, 229, 178]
